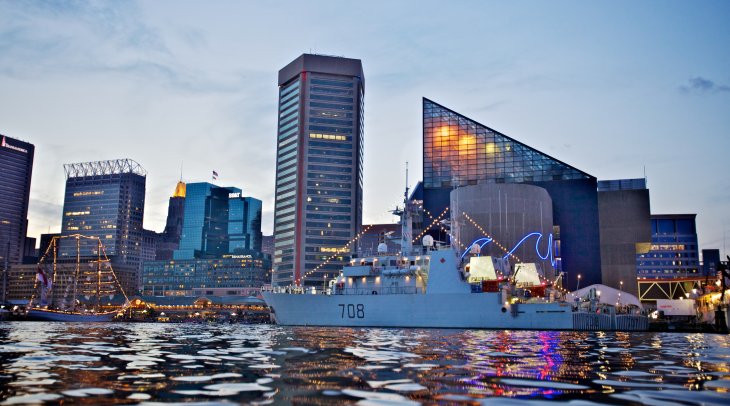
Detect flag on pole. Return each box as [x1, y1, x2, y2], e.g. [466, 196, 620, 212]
[36, 266, 51, 289]
[212, 170, 219, 181]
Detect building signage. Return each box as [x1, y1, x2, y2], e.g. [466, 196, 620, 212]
[229, 192, 241, 198]
[223, 254, 253, 259]
[1, 136, 28, 154]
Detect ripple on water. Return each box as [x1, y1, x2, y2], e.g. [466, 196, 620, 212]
[61, 387, 114, 397]
[341, 389, 420, 405]
[0, 393, 63, 405]
[499, 378, 590, 390]
[611, 389, 730, 406]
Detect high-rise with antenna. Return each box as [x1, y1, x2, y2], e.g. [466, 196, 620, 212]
[272, 54, 365, 287]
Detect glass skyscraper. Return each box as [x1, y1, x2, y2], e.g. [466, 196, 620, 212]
[273, 54, 364, 287]
[422, 98, 602, 289]
[60, 159, 146, 267]
[0, 134, 34, 267]
[174, 182, 262, 260]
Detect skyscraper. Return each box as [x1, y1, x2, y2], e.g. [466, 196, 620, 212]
[0, 134, 34, 267]
[156, 181, 186, 260]
[174, 182, 262, 260]
[60, 159, 147, 267]
[272, 54, 364, 287]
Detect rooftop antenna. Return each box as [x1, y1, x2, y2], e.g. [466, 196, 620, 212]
[643, 165, 647, 187]
[180, 161, 184, 182]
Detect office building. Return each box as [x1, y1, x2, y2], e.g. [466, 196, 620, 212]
[0, 134, 34, 267]
[637, 214, 700, 278]
[702, 249, 721, 277]
[272, 54, 365, 287]
[422, 98, 601, 289]
[156, 181, 186, 260]
[141, 255, 271, 297]
[597, 178, 651, 297]
[174, 182, 262, 260]
[60, 159, 147, 267]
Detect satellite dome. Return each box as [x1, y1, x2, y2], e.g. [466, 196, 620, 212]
[422, 235, 434, 247]
[470, 243, 481, 255]
[377, 243, 388, 253]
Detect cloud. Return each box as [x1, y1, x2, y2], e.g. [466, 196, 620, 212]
[679, 76, 730, 94]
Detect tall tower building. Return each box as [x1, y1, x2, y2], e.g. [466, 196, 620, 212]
[156, 181, 186, 260]
[0, 134, 34, 267]
[273, 54, 365, 287]
[60, 159, 147, 267]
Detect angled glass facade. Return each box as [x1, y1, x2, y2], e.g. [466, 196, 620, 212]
[422, 99, 601, 289]
[174, 183, 262, 260]
[273, 54, 364, 287]
[424, 98, 591, 188]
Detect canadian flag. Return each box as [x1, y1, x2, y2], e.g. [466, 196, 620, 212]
[36, 266, 51, 289]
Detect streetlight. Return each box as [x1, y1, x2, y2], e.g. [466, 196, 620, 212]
[577, 274, 582, 291]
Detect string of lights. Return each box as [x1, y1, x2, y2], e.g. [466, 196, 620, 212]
[298, 224, 374, 284]
[421, 205, 466, 250]
[412, 207, 449, 243]
[462, 212, 522, 262]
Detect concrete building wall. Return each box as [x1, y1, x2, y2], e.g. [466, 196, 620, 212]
[598, 188, 651, 297]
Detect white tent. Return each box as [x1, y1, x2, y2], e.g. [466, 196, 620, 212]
[567, 284, 642, 309]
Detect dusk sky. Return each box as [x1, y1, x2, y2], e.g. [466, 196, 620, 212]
[1, 1, 728, 258]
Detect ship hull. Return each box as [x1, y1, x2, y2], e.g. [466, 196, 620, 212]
[26, 309, 117, 322]
[262, 292, 575, 330]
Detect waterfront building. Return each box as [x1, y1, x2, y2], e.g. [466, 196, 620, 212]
[597, 178, 651, 297]
[702, 249, 721, 277]
[261, 235, 273, 257]
[0, 134, 34, 269]
[272, 54, 365, 287]
[421, 98, 601, 290]
[60, 159, 147, 265]
[155, 181, 186, 260]
[173, 182, 262, 260]
[58, 159, 146, 294]
[141, 255, 270, 297]
[637, 214, 700, 278]
[7, 261, 138, 304]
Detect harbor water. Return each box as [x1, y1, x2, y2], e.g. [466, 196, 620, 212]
[1, 322, 729, 405]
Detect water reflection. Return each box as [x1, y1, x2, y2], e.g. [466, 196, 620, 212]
[0, 323, 729, 405]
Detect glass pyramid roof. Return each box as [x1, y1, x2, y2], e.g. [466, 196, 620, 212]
[423, 98, 593, 188]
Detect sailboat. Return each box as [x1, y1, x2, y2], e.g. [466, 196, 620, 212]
[27, 234, 130, 322]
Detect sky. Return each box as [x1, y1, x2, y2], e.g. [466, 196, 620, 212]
[0, 0, 729, 258]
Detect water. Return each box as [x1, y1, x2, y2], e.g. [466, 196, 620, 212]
[0, 322, 729, 405]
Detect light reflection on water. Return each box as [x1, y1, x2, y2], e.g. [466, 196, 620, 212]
[0, 322, 729, 405]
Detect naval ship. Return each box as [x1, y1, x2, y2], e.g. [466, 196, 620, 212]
[263, 197, 648, 331]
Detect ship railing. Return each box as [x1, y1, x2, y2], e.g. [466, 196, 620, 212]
[334, 286, 424, 295]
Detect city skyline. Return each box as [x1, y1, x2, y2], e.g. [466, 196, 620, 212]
[1, 1, 728, 258]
